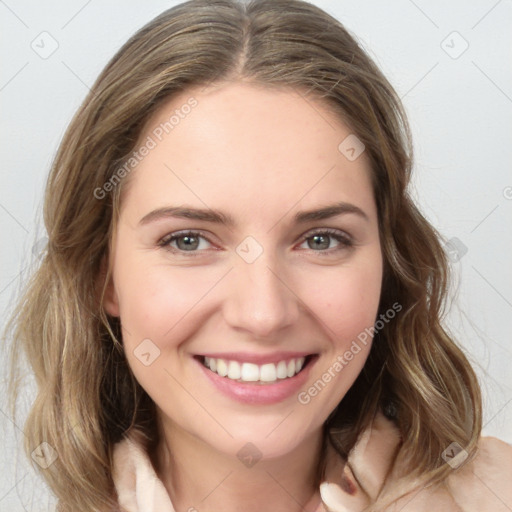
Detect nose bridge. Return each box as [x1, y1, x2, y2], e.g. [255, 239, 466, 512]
[222, 245, 300, 337]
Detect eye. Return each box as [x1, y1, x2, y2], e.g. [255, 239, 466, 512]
[158, 228, 353, 256]
[159, 230, 214, 254]
[298, 229, 353, 254]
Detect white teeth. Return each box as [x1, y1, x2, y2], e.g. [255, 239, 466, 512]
[260, 363, 277, 382]
[202, 356, 308, 383]
[227, 360, 241, 380]
[241, 362, 259, 382]
[216, 359, 228, 377]
[287, 359, 296, 378]
[276, 360, 288, 379]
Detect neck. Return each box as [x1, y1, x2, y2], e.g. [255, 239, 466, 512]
[150, 420, 327, 512]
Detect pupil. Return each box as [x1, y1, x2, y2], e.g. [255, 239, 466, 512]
[310, 234, 329, 250]
[178, 235, 198, 251]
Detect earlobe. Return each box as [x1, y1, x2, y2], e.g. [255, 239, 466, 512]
[103, 277, 120, 317]
[98, 255, 120, 317]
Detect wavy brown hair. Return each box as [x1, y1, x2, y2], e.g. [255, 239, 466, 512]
[6, 0, 482, 510]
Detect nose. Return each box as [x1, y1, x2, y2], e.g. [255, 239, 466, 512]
[222, 252, 301, 339]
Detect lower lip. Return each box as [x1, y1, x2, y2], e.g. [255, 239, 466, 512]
[195, 356, 317, 405]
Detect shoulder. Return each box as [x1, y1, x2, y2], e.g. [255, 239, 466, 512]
[392, 436, 512, 512]
[445, 435, 512, 512]
[320, 414, 512, 512]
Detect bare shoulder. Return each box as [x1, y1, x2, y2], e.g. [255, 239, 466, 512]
[445, 435, 512, 512]
[477, 435, 512, 461]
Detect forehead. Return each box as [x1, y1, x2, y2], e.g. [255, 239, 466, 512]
[120, 82, 377, 225]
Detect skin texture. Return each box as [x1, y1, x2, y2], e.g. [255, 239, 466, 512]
[103, 81, 383, 512]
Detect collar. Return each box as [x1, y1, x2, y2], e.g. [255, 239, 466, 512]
[112, 410, 403, 512]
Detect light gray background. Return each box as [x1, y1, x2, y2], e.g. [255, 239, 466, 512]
[1, 0, 511, 510]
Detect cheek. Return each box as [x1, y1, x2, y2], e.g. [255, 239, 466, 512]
[305, 261, 383, 348]
[294, 264, 382, 416]
[113, 260, 217, 399]
[113, 258, 213, 349]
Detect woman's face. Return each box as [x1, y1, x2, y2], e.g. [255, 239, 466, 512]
[104, 82, 383, 459]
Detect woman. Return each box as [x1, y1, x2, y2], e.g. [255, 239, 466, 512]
[7, 0, 511, 511]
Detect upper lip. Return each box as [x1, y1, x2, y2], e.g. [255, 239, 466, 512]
[196, 351, 315, 365]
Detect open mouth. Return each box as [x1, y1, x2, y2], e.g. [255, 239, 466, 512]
[196, 354, 316, 385]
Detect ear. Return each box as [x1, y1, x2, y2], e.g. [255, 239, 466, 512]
[98, 254, 120, 317]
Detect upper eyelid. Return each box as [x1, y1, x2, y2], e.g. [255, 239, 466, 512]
[305, 227, 352, 240]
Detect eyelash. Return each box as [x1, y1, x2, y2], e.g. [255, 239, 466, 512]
[158, 228, 354, 257]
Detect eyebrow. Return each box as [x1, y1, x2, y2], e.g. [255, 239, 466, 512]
[138, 201, 369, 227]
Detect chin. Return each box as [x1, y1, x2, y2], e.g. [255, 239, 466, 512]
[192, 409, 323, 462]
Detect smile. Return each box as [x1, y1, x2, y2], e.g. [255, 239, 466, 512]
[195, 352, 317, 404]
[201, 356, 307, 383]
